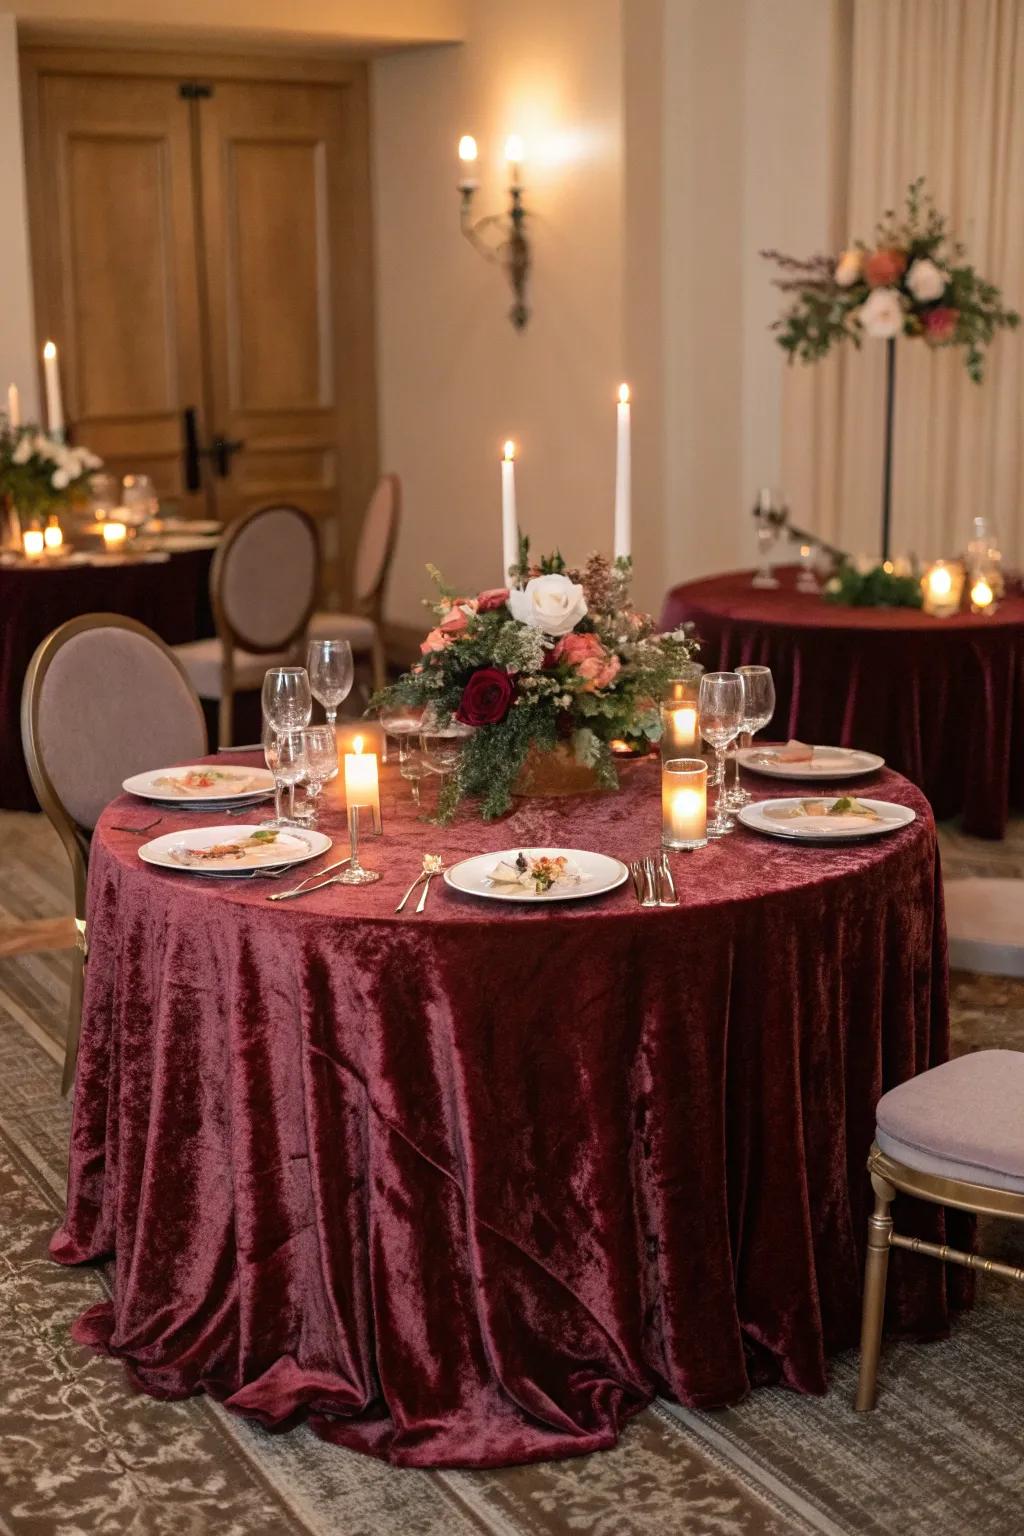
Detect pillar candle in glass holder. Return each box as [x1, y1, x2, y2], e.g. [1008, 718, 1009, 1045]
[921, 559, 963, 617]
[22, 528, 45, 559]
[970, 575, 996, 614]
[662, 758, 707, 851]
[102, 520, 127, 550]
[343, 733, 382, 833]
[44, 515, 63, 553]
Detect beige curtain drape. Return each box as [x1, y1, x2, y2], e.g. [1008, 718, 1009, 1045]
[782, 0, 1024, 566]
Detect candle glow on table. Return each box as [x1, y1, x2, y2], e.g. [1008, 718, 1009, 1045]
[43, 517, 63, 552]
[42, 341, 64, 437]
[344, 734, 382, 831]
[7, 382, 19, 426]
[501, 439, 518, 584]
[613, 383, 631, 562]
[970, 576, 995, 613]
[102, 520, 127, 548]
[921, 559, 963, 617]
[22, 529, 45, 559]
[662, 758, 708, 851]
[661, 702, 699, 756]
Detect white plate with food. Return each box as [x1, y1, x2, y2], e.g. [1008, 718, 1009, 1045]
[123, 765, 275, 803]
[736, 742, 885, 780]
[444, 848, 629, 903]
[139, 824, 331, 874]
[738, 795, 915, 842]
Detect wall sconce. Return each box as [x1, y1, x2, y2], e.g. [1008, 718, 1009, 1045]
[457, 134, 531, 331]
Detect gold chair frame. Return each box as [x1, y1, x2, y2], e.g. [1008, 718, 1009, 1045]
[20, 612, 207, 1095]
[855, 1140, 1024, 1411]
[210, 502, 319, 745]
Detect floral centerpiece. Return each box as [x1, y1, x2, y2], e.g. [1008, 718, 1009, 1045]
[761, 178, 1019, 572]
[374, 547, 696, 821]
[1, 419, 102, 536]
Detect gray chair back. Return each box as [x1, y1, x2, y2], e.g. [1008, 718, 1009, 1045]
[354, 475, 401, 617]
[213, 503, 319, 652]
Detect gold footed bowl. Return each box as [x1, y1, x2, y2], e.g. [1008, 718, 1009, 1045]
[512, 742, 604, 798]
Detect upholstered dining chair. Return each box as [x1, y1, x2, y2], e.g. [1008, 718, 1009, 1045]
[307, 473, 401, 694]
[174, 503, 319, 746]
[20, 613, 207, 1095]
[855, 1049, 1024, 1411]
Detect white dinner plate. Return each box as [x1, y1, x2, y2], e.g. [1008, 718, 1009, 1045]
[738, 797, 915, 842]
[444, 847, 629, 903]
[124, 765, 275, 802]
[736, 745, 885, 781]
[139, 824, 331, 874]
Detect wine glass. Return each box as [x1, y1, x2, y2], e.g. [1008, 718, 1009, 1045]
[89, 473, 120, 519]
[121, 474, 160, 528]
[698, 672, 745, 836]
[262, 667, 312, 819]
[306, 640, 354, 730]
[725, 665, 776, 811]
[379, 702, 425, 769]
[301, 726, 338, 826]
[420, 718, 475, 795]
[399, 742, 430, 807]
[268, 729, 306, 827]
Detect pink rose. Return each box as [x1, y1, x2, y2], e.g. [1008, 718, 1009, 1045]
[549, 631, 621, 691]
[864, 248, 907, 288]
[420, 627, 450, 655]
[476, 587, 509, 612]
[923, 306, 958, 344]
[439, 607, 471, 636]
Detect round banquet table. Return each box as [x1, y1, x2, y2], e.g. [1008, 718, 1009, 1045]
[54, 755, 966, 1469]
[0, 548, 215, 811]
[661, 568, 1024, 840]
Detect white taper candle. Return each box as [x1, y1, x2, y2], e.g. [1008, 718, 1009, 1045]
[7, 383, 20, 427]
[614, 383, 631, 562]
[501, 440, 518, 584]
[42, 341, 64, 437]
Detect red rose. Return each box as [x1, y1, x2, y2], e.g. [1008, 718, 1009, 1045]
[476, 587, 509, 612]
[864, 247, 907, 288]
[455, 666, 514, 726]
[923, 305, 958, 344]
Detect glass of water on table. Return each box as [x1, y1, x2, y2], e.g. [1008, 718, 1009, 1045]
[725, 665, 776, 811]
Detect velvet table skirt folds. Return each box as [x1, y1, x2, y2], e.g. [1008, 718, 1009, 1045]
[0, 548, 215, 811]
[660, 568, 1024, 839]
[54, 758, 961, 1468]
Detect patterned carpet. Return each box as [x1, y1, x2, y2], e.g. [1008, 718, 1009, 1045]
[2, 812, 1023, 1536]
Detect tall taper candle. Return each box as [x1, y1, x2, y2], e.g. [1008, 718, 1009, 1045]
[42, 342, 64, 437]
[614, 384, 631, 562]
[7, 383, 20, 427]
[501, 440, 518, 584]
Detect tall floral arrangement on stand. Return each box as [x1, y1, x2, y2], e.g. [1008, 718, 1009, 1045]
[762, 178, 1019, 563]
[375, 546, 695, 822]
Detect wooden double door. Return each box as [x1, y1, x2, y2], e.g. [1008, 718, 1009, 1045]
[22, 48, 378, 597]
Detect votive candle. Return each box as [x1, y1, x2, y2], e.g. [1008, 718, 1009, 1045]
[921, 559, 963, 618]
[102, 520, 127, 549]
[22, 528, 45, 559]
[43, 517, 63, 553]
[662, 758, 708, 851]
[344, 733, 381, 831]
[970, 576, 996, 614]
[660, 700, 699, 758]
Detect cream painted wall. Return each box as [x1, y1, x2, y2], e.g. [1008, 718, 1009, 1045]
[371, 0, 626, 628]
[0, 14, 39, 417]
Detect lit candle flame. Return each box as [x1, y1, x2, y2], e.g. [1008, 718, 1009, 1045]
[618, 383, 630, 405]
[43, 340, 57, 361]
[23, 529, 44, 557]
[352, 734, 364, 755]
[504, 134, 525, 165]
[503, 440, 515, 462]
[929, 564, 953, 598]
[458, 135, 478, 163]
[971, 578, 993, 608]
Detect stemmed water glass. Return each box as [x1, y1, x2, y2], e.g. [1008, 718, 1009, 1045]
[379, 703, 425, 770]
[698, 672, 745, 836]
[262, 667, 312, 820]
[725, 665, 776, 811]
[306, 640, 354, 730]
[399, 742, 430, 807]
[265, 728, 306, 827]
[420, 718, 475, 799]
[301, 726, 338, 826]
[121, 473, 160, 528]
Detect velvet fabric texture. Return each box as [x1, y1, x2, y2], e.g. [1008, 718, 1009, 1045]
[54, 756, 963, 1468]
[660, 568, 1024, 839]
[2, 549, 214, 811]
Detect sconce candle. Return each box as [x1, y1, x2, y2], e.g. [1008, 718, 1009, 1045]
[921, 558, 963, 617]
[42, 340, 64, 437]
[43, 516, 63, 553]
[504, 133, 525, 186]
[501, 439, 518, 583]
[102, 520, 127, 549]
[970, 576, 996, 614]
[22, 528, 45, 559]
[662, 758, 708, 851]
[457, 134, 479, 188]
[613, 384, 631, 562]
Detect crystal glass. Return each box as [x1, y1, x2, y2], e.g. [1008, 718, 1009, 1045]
[300, 725, 338, 826]
[262, 667, 313, 734]
[752, 488, 785, 590]
[306, 640, 354, 729]
[121, 474, 160, 528]
[89, 473, 120, 519]
[725, 665, 776, 811]
[268, 729, 306, 826]
[379, 702, 425, 768]
[420, 718, 475, 793]
[399, 742, 430, 806]
[796, 543, 819, 593]
[698, 672, 745, 836]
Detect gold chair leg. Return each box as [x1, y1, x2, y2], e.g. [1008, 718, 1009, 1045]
[61, 929, 86, 1097]
[855, 1169, 895, 1411]
[218, 690, 234, 750]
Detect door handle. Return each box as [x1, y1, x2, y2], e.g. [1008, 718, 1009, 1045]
[182, 407, 202, 492]
[210, 435, 245, 478]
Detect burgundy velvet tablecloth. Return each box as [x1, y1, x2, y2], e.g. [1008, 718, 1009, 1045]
[0, 548, 214, 811]
[54, 757, 961, 1468]
[661, 568, 1024, 839]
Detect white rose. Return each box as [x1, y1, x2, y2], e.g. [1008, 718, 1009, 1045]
[11, 435, 32, 465]
[857, 287, 905, 340]
[835, 248, 863, 288]
[906, 257, 946, 304]
[508, 573, 588, 636]
[51, 467, 71, 489]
